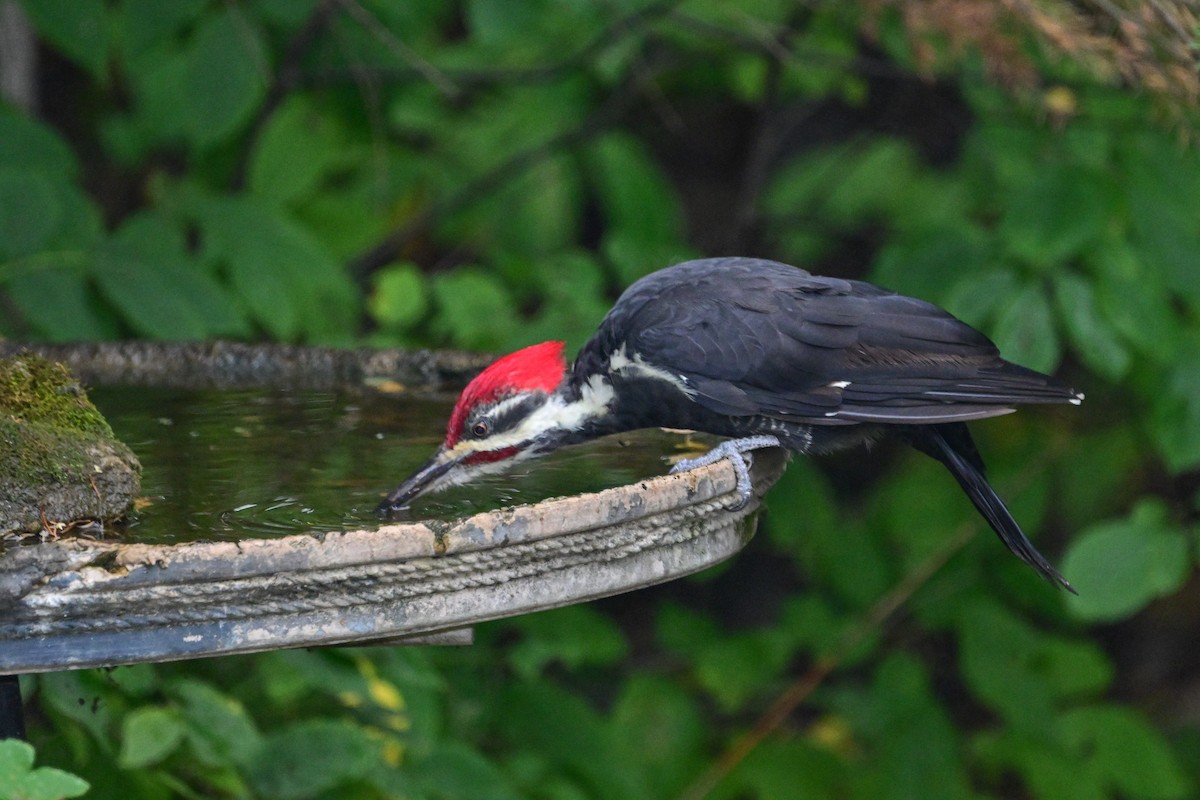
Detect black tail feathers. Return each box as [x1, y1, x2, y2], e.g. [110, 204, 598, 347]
[906, 423, 1074, 593]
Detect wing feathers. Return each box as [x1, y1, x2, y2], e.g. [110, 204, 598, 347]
[584, 258, 1081, 426]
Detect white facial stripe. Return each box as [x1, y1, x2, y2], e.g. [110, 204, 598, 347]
[445, 377, 616, 460]
[487, 394, 533, 419]
[514, 378, 614, 439]
[609, 344, 695, 398]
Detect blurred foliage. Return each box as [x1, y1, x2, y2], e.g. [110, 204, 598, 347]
[0, 739, 88, 800]
[4, 0, 1200, 798]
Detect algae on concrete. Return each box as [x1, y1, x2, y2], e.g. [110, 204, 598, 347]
[0, 354, 140, 536]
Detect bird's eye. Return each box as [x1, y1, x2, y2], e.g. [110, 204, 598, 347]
[471, 420, 491, 438]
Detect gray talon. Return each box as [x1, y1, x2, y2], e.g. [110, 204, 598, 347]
[669, 435, 781, 510]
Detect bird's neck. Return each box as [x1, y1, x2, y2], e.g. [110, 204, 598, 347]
[560, 353, 695, 440]
[550, 369, 620, 442]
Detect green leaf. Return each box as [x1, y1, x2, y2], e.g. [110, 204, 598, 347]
[118, 706, 186, 768]
[872, 455, 966, 571]
[823, 138, 918, 223]
[586, 133, 685, 284]
[767, 462, 891, 608]
[1090, 241, 1181, 360]
[871, 226, 991, 303]
[1120, 131, 1200, 306]
[466, 0, 547, 44]
[248, 719, 379, 799]
[507, 605, 628, 680]
[655, 600, 723, 659]
[106, 664, 160, 698]
[408, 743, 525, 800]
[0, 170, 62, 259]
[765, 461, 839, 556]
[766, 139, 922, 230]
[487, 154, 582, 255]
[169, 679, 263, 770]
[369, 262, 428, 329]
[1063, 500, 1190, 621]
[778, 596, 858, 664]
[1059, 706, 1192, 799]
[1149, 350, 1200, 473]
[125, 48, 190, 145]
[1055, 427, 1141, 529]
[695, 629, 794, 712]
[248, 96, 348, 204]
[92, 247, 220, 340]
[106, 212, 249, 338]
[119, 0, 208, 60]
[183, 8, 268, 148]
[601, 231, 694, 294]
[37, 671, 116, 746]
[610, 677, 706, 799]
[112, 209, 188, 262]
[992, 282, 1060, 373]
[495, 681, 639, 800]
[252, 0, 322, 28]
[19, 0, 108, 76]
[1037, 637, 1114, 698]
[429, 267, 519, 350]
[765, 146, 848, 216]
[973, 730, 1107, 800]
[469, 80, 583, 163]
[291, 179, 390, 261]
[0, 740, 89, 800]
[942, 268, 1020, 333]
[1052, 272, 1130, 380]
[190, 193, 357, 341]
[999, 165, 1111, 268]
[719, 738, 844, 800]
[3, 265, 118, 341]
[0, 108, 78, 178]
[519, 252, 611, 352]
[0, 740, 35, 784]
[956, 599, 1057, 730]
[836, 654, 973, 800]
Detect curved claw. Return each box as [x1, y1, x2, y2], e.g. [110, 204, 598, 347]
[669, 435, 781, 510]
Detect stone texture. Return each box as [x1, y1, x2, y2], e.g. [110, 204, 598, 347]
[0, 354, 140, 535]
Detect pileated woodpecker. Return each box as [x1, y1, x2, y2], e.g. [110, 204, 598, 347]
[378, 258, 1083, 590]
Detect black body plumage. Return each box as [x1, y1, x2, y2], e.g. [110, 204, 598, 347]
[567, 258, 1081, 590]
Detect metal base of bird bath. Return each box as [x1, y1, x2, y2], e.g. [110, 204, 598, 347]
[0, 342, 787, 737]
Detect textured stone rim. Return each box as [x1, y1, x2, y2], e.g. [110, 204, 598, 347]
[0, 341, 492, 392]
[0, 448, 786, 673]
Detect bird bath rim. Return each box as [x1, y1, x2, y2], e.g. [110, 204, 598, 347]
[0, 340, 787, 674]
[0, 447, 786, 674]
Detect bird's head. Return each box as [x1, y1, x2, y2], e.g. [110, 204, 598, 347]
[376, 341, 584, 515]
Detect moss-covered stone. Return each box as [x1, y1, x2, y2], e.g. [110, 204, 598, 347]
[0, 354, 140, 536]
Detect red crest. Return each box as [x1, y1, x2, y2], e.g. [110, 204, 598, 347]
[445, 341, 567, 446]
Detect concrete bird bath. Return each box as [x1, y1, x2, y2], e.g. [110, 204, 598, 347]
[0, 342, 786, 735]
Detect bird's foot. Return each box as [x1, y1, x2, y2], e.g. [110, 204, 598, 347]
[669, 435, 782, 511]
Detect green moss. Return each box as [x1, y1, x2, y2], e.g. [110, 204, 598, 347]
[0, 354, 113, 437]
[0, 354, 119, 492]
[0, 417, 93, 486]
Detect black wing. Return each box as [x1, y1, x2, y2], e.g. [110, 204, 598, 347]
[584, 257, 1080, 425]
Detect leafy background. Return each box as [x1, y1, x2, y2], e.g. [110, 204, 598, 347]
[2, 0, 1200, 798]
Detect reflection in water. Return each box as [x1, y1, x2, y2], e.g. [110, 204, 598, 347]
[91, 388, 703, 544]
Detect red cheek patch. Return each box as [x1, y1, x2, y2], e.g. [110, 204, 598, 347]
[464, 446, 520, 466]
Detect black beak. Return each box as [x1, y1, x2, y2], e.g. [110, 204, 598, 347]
[375, 450, 459, 517]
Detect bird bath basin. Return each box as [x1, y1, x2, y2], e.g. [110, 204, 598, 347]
[0, 342, 787, 676]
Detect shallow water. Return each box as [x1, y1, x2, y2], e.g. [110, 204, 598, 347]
[89, 387, 702, 545]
